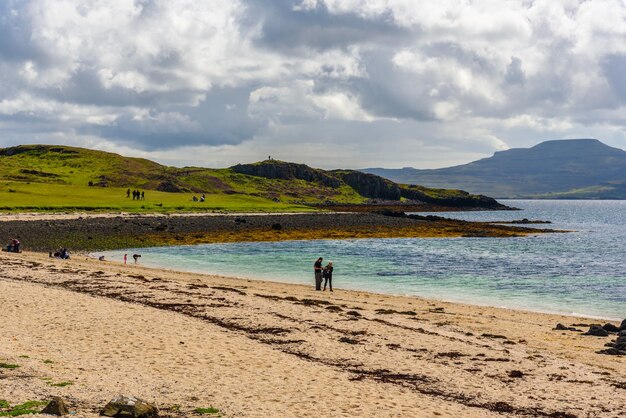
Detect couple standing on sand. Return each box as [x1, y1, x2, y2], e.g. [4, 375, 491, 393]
[314, 257, 333, 291]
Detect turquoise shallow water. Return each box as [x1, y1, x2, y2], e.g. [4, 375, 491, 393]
[99, 200, 626, 320]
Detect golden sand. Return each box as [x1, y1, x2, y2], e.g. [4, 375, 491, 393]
[1, 251, 624, 417]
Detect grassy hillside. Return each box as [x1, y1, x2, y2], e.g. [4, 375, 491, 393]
[0, 145, 501, 212]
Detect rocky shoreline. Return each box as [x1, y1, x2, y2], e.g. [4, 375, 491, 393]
[0, 212, 557, 252]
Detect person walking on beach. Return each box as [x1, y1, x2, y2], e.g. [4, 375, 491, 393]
[323, 261, 333, 292]
[314, 257, 323, 291]
[124, 253, 127, 265]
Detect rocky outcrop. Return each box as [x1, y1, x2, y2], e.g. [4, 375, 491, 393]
[232, 161, 341, 188]
[41, 397, 70, 415]
[400, 185, 506, 209]
[101, 395, 158, 417]
[583, 325, 609, 337]
[333, 170, 401, 200]
[597, 331, 626, 356]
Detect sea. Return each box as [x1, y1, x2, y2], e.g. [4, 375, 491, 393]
[99, 200, 626, 320]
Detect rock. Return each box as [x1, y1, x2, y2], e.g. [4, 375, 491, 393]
[41, 397, 70, 415]
[597, 347, 626, 356]
[101, 395, 158, 417]
[604, 335, 626, 347]
[602, 323, 620, 333]
[620, 319, 626, 331]
[619, 330, 626, 337]
[583, 325, 609, 337]
[508, 370, 524, 378]
[554, 323, 581, 332]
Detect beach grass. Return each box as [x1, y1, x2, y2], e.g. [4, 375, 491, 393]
[0, 363, 19, 369]
[194, 406, 221, 415]
[47, 381, 73, 387]
[0, 400, 47, 416]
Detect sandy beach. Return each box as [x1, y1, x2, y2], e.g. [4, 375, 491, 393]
[1, 249, 624, 417]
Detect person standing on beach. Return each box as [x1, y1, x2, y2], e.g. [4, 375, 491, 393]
[314, 257, 323, 291]
[323, 261, 333, 292]
[124, 253, 127, 264]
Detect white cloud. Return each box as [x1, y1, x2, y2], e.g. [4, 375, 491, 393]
[0, 0, 624, 169]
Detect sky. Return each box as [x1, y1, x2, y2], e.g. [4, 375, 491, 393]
[0, 0, 625, 169]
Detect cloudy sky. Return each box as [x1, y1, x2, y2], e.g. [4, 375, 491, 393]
[1, 0, 625, 169]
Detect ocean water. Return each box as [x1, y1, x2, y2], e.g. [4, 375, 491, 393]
[99, 200, 626, 320]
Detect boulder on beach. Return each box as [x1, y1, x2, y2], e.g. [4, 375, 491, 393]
[583, 325, 609, 337]
[554, 323, 581, 332]
[41, 397, 69, 415]
[602, 323, 620, 333]
[101, 395, 158, 417]
[619, 319, 626, 331]
[597, 347, 626, 356]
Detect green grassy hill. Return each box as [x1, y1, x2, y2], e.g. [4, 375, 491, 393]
[0, 145, 503, 212]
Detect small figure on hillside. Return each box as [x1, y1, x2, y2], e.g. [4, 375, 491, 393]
[192, 195, 198, 202]
[126, 188, 131, 198]
[141, 191, 145, 200]
[133, 254, 141, 263]
[314, 257, 323, 291]
[323, 261, 333, 292]
[200, 194, 205, 202]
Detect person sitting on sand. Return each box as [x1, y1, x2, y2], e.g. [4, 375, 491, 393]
[6, 238, 20, 253]
[323, 261, 333, 292]
[314, 257, 323, 291]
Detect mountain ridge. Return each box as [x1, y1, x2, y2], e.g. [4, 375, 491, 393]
[363, 139, 626, 199]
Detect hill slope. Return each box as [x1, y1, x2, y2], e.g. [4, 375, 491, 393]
[364, 139, 626, 198]
[0, 145, 504, 212]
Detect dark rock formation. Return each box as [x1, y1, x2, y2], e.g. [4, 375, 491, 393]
[602, 323, 620, 333]
[620, 319, 626, 331]
[554, 323, 581, 332]
[584, 325, 609, 337]
[400, 185, 505, 209]
[333, 170, 401, 200]
[41, 397, 69, 415]
[598, 334, 626, 355]
[101, 395, 158, 417]
[232, 161, 341, 188]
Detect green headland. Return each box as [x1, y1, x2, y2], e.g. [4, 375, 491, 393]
[0, 145, 505, 213]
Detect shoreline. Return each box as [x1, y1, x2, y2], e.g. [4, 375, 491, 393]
[0, 211, 558, 253]
[89, 251, 622, 322]
[1, 250, 624, 417]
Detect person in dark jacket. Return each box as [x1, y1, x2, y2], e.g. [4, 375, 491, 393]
[314, 257, 323, 290]
[323, 261, 333, 291]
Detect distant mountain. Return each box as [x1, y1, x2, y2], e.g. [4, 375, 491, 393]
[363, 139, 626, 199]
